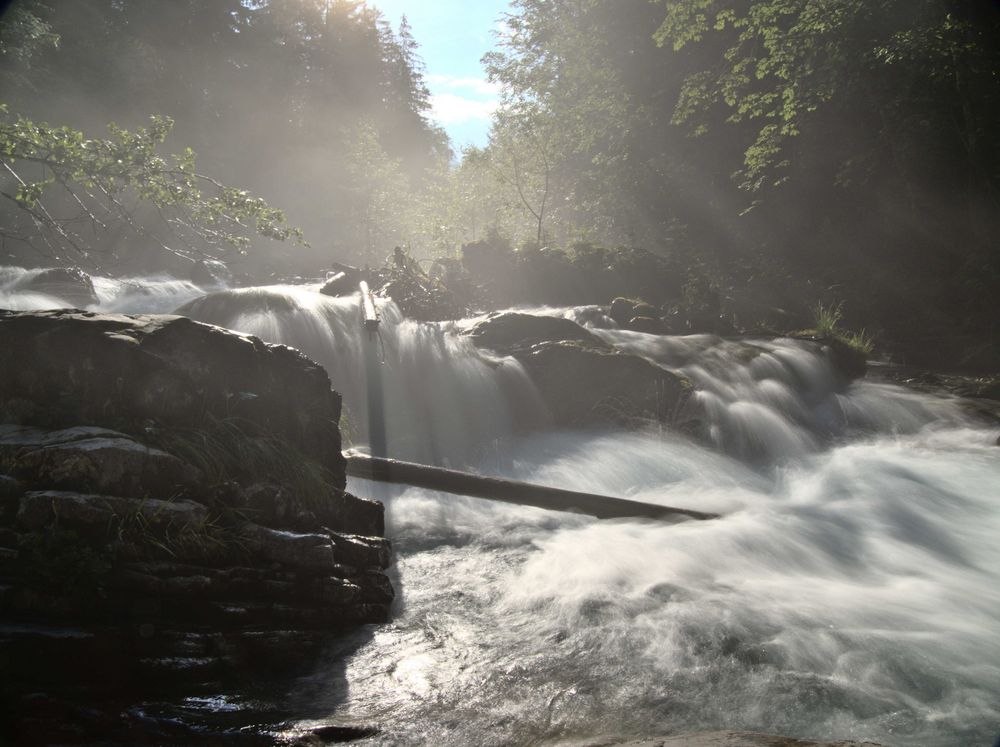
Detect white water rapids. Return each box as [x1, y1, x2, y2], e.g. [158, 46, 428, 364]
[3, 270, 999, 746]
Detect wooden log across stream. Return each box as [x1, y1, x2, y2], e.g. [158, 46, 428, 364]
[344, 451, 718, 522]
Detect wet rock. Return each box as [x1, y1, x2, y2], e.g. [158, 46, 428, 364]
[353, 568, 395, 604]
[0, 310, 345, 485]
[238, 523, 335, 572]
[627, 315, 669, 334]
[0, 425, 128, 458]
[13, 434, 201, 499]
[16, 490, 209, 532]
[318, 490, 385, 537]
[15, 267, 99, 308]
[609, 297, 635, 327]
[466, 312, 605, 353]
[518, 341, 691, 428]
[0, 475, 24, 524]
[0, 545, 18, 572]
[243, 482, 320, 531]
[610, 298, 665, 332]
[327, 532, 391, 569]
[631, 302, 660, 319]
[789, 334, 867, 381]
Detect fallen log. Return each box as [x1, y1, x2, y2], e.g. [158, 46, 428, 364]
[344, 451, 718, 522]
[359, 280, 379, 333]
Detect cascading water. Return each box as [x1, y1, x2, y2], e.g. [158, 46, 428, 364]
[177, 286, 545, 466]
[0, 265, 205, 313]
[3, 268, 998, 746]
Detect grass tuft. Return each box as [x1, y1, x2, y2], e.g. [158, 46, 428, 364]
[151, 416, 336, 512]
[812, 301, 844, 337]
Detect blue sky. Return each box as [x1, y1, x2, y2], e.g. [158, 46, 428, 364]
[372, 0, 511, 150]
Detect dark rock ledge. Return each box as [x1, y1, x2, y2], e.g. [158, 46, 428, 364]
[0, 310, 388, 745]
[464, 312, 869, 433]
[466, 312, 695, 430]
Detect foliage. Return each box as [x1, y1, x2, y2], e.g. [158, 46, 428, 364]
[812, 301, 844, 338]
[843, 328, 875, 356]
[654, 0, 1000, 195]
[810, 300, 874, 355]
[0, 0, 449, 272]
[0, 0, 58, 88]
[458, 233, 680, 308]
[451, 0, 1000, 355]
[0, 106, 303, 266]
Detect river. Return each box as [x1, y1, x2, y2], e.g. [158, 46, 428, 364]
[3, 268, 999, 746]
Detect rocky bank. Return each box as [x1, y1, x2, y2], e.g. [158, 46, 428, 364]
[0, 310, 391, 745]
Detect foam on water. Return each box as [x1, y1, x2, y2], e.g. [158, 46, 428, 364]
[0, 265, 205, 313]
[326, 425, 1000, 746]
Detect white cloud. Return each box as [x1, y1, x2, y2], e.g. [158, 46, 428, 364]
[426, 75, 499, 125]
[426, 74, 499, 97]
[429, 93, 498, 125]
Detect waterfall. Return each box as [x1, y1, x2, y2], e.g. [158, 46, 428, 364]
[178, 286, 546, 466]
[0, 265, 205, 313]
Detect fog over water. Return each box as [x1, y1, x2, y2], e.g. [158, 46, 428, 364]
[3, 272, 999, 746]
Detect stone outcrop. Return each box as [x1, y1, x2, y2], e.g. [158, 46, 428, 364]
[0, 309, 345, 485]
[466, 312, 692, 428]
[518, 341, 692, 427]
[466, 311, 604, 352]
[0, 310, 391, 745]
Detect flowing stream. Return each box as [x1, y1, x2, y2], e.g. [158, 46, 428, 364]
[3, 270, 999, 746]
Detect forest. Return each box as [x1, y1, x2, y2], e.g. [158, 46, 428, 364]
[2, 0, 999, 368]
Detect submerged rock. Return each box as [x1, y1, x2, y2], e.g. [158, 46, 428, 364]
[238, 523, 336, 571]
[466, 311, 605, 353]
[466, 312, 691, 428]
[14, 267, 99, 308]
[519, 341, 691, 427]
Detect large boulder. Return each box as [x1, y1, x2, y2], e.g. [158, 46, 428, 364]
[519, 341, 691, 427]
[15, 267, 99, 308]
[466, 312, 605, 354]
[0, 310, 346, 486]
[466, 312, 691, 428]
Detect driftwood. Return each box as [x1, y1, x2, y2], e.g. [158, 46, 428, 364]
[359, 280, 379, 333]
[344, 451, 718, 522]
